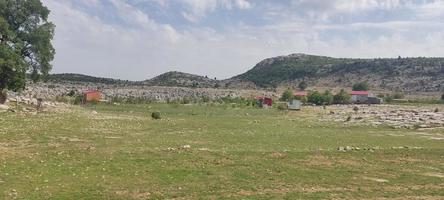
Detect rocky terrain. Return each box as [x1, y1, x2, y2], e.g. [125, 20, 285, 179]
[44, 53, 444, 94]
[320, 104, 444, 130]
[6, 81, 275, 102]
[235, 53, 444, 92]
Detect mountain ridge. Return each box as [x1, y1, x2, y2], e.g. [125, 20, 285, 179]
[44, 54, 444, 92]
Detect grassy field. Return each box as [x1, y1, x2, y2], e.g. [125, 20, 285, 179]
[0, 103, 443, 199]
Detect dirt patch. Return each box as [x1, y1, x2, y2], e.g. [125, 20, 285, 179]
[423, 172, 444, 178]
[269, 152, 287, 158]
[362, 176, 389, 183]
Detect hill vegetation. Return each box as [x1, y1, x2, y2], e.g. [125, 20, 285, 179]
[235, 53, 444, 92]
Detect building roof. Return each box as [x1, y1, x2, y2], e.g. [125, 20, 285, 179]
[293, 91, 308, 96]
[83, 89, 101, 94]
[350, 91, 370, 95]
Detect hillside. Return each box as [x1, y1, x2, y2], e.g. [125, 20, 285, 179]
[143, 71, 220, 88]
[44, 54, 444, 93]
[234, 54, 444, 92]
[44, 73, 136, 85]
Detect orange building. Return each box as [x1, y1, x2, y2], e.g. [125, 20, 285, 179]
[82, 90, 101, 103]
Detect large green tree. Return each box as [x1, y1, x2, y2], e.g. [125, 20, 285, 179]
[0, 0, 55, 92]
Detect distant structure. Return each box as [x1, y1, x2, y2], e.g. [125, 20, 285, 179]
[256, 96, 273, 108]
[83, 89, 101, 103]
[287, 99, 301, 110]
[293, 91, 308, 97]
[350, 91, 382, 104]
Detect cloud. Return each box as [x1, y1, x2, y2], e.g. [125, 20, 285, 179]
[42, 0, 444, 80]
[180, 0, 251, 22]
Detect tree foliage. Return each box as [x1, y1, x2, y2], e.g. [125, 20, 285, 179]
[0, 0, 55, 91]
[280, 89, 293, 101]
[333, 89, 351, 104]
[298, 81, 307, 91]
[352, 82, 370, 91]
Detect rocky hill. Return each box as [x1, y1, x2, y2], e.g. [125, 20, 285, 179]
[45, 54, 444, 93]
[44, 73, 136, 85]
[143, 71, 219, 88]
[234, 54, 444, 92]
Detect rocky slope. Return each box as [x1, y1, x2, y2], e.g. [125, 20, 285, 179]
[234, 53, 444, 92]
[143, 71, 219, 88]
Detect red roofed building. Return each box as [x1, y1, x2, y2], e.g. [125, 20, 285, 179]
[83, 89, 101, 103]
[293, 91, 308, 97]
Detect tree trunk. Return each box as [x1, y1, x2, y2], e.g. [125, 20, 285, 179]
[0, 91, 6, 104]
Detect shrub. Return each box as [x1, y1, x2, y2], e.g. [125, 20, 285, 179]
[333, 89, 351, 104]
[307, 91, 323, 105]
[73, 95, 83, 105]
[441, 93, 444, 101]
[280, 89, 293, 101]
[67, 90, 76, 97]
[322, 90, 334, 105]
[181, 97, 191, 104]
[352, 82, 369, 91]
[151, 112, 161, 120]
[277, 103, 287, 110]
[384, 95, 394, 103]
[298, 81, 307, 91]
[353, 106, 359, 112]
[435, 108, 439, 113]
[392, 92, 405, 99]
[346, 116, 352, 122]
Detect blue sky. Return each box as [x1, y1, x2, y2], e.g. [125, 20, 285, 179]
[43, 0, 444, 80]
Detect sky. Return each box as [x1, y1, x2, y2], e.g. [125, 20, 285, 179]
[42, 0, 444, 81]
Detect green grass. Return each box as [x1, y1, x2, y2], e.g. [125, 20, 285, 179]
[0, 103, 443, 199]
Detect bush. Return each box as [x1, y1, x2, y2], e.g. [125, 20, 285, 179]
[151, 112, 161, 120]
[298, 81, 307, 91]
[392, 92, 405, 99]
[307, 91, 323, 105]
[67, 90, 76, 97]
[441, 93, 444, 101]
[277, 103, 287, 110]
[280, 89, 293, 101]
[322, 90, 334, 105]
[352, 82, 369, 91]
[353, 106, 359, 112]
[384, 95, 394, 103]
[333, 89, 351, 104]
[73, 95, 83, 105]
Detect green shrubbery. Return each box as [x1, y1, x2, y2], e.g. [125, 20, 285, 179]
[306, 90, 341, 105]
[352, 82, 369, 91]
[151, 112, 161, 120]
[333, 89, 351, 104]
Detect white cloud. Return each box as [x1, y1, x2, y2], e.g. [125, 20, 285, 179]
[42, 0, 444, 80]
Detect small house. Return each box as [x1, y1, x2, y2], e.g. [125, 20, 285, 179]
[350, 91, 382, 104]
[83, 90, 101, 103]
[350, 91, 370, 103]
[256, 96, 273, 107]
[288, 99, 301, 110]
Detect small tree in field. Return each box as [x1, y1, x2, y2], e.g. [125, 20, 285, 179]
[352, 82, 370, 91]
